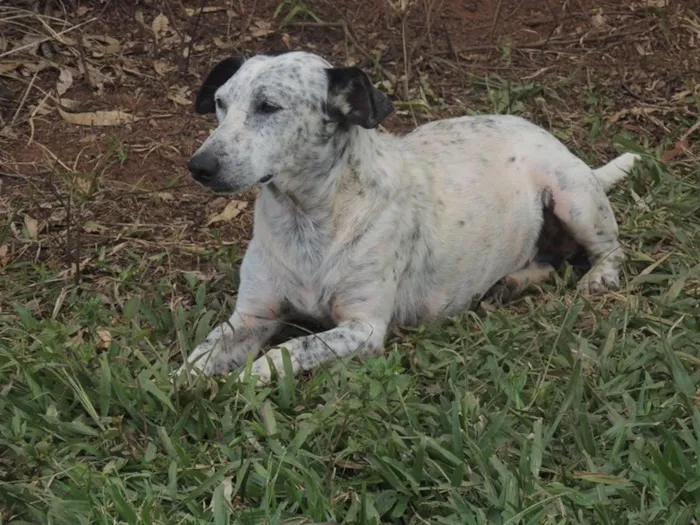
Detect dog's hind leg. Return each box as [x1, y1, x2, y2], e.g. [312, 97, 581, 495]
[543, 155, 636, 294]
[486, 260, 555, 304]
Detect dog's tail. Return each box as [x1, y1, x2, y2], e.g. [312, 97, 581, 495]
[593, 152, 641, 192]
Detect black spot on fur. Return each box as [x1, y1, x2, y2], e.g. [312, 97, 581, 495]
[458, 220, 465, 227]
[508, 156, 516, 163]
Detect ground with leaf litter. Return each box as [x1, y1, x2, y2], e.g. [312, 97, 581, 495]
[1, 1, 700, 524]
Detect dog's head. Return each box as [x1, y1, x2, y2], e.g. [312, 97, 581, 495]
[187, 51, 393, 194]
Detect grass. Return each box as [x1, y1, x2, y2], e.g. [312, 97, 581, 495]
[2, 130, 700, 525]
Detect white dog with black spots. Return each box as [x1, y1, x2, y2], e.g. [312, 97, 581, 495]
[179, 50, 640, 385]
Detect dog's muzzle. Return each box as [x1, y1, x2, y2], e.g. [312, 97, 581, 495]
[188, 151, 219, 184]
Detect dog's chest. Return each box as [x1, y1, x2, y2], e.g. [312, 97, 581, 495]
[283, 268, 336, 320]
[274, 244, 339, 319]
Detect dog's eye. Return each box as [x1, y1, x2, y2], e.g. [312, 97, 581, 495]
[215, 98, 225, 111]
[258, 101, 282, 115]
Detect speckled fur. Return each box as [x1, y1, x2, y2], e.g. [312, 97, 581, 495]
[178, 51, 640, 384]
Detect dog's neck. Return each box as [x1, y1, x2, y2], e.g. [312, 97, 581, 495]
[259, 127, 400, 229]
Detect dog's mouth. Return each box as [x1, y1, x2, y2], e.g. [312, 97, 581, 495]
[192, 177, 242, 195]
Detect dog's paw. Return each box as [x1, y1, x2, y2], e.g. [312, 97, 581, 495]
[174, 327, 238, 378]
[577, 267, 620, 295]
[238, 347, 300, 386]
[484, 276, 523, 304]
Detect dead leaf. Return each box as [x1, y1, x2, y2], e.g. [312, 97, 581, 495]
[151, 13, 170, 41]
[213, 37, 235, 50]
[631, 0, 669, 9]
[83, 221, 106, 233]
[79, 133, 99, 144]
[0, 244, 9, 266]
[24, 215, 39, 240]
[58, 107, 137, 127]
[59, 98, 82, 110]
[661, 140, 688, 162]
[31, 98, 53, 116]
[49, 208, 67, 224]
[186, 6, 230, 16]
[250, 20, 274, 38]
[154, 192, 175, 202]
[591, 13, 607, 27]
[206, 200, 247, 226]
[208, 197, 229, 210]
[85, 34, 121, 56]
[167, 92, 191, 106]
[96, 329, 112, 350]
[153, 59, 175, 76]
[0, 61, 22, 73]
[76, 5, 90, 16]
[56, 67, 73, 96]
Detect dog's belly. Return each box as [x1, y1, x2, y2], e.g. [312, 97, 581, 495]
[390, 161, 544, 325]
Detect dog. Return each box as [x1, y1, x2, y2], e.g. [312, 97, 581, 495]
[179, 50, 639, 384]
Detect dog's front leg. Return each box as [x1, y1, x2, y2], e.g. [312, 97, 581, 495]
[242, 317, 389, 385]
[178, 244, 284, 376]
[180, 310, 282, 376]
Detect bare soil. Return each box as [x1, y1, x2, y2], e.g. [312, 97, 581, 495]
[1, 0, 698, 284]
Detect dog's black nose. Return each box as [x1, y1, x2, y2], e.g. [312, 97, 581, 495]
[188, 151, 219, 182]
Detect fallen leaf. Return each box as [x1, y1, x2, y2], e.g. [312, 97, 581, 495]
[153, 192, 175, 202]
[661, 140, 688, 162]
[96, 329, 112, 349]
[0, 244, 9, 266]
[206, 200, 247, 226]
[250, 20, 274, 38]
[186, 6, 230, 16]
[77, 5, 90, 16]
[167, 92, 191, 106]
[59, 98, 82, 110]
[56, 67, 73, 95]
[151, 13, 170, 41]
[24, 215, 39, 240]
[31, 98, 53, 116]
[85, 34, 121, 56]
[213, 37, 235, 50]
[591, 13, 606, 27]
[208, 197, 229, 210]
[49, 208, 67, 224]
[58, 107, 137, 127]
[83, 221, 106, 233]
[79, 133, 99, 143]
[0, 61, 22, 73]
[153, 59, 174, 75]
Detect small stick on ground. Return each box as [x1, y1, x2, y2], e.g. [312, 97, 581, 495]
[487, 0, 504, 58]
[178, 0, 208, 75]
[77, 33, 93, 89]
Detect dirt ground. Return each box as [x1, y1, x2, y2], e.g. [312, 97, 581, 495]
[1, 0, 699, 293]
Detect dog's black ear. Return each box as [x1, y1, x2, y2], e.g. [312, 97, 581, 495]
[325, 67, 393, 129]
[194, 57, 245, 114]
